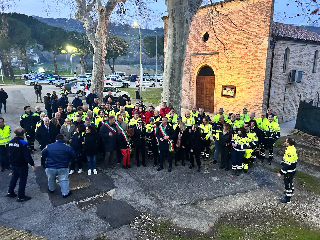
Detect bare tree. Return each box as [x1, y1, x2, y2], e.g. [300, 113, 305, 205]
[74, 0, 126, 100]
[162, 0, 203, 114]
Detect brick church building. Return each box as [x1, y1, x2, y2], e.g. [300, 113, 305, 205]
[163, 0, 320, 122]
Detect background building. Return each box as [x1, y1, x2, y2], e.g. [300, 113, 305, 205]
[163, 0, 320, 122]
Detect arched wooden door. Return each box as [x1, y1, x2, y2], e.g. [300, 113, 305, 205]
[196, 66, 215, 113]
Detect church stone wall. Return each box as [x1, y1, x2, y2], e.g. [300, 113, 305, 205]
[269, 41, 320, 122]
[180, 0, 274, 116]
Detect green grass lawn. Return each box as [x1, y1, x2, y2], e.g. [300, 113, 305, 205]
[140, 215, 320, 240]
[269, 168, 320, 195]
[0, 77, 24, 85]
[214, 223, 320, 240]
[123, 87, 162, 105]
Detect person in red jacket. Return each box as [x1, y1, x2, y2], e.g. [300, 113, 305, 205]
[138, 106, 146, 123]
[145, 106, 154, 124]
[160, 102, 170, 117]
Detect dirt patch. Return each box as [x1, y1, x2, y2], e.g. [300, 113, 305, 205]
[275, 130, 320, 167]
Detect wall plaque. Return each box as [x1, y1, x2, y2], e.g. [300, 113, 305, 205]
[221, 85, 236, 98]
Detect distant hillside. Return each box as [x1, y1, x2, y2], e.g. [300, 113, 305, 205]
[33, 16, 164, 66]
[33, 16, 164, 37]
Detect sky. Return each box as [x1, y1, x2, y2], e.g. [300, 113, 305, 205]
[2, 0, 318, 29]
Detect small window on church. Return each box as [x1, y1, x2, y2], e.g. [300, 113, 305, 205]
[283, 47, 290, 73]
[312, 50, 318, 73]
[202, 32, 209, 42]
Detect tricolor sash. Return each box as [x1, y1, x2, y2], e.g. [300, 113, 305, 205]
[104, 122, 117, 134]
[115, 122, 131, 150]
[159, 124, 174, 152]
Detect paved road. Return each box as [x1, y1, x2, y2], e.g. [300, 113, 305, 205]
[279, 119, 296, 136]
[0, 84, 319, 239]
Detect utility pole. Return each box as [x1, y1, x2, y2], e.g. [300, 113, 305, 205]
[155, 31, 158, 84]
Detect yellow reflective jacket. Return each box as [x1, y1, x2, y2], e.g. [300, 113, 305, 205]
[0, 125, 11, 146]
[200, 123, 212, 140]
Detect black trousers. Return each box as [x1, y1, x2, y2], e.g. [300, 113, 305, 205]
[202, 138, 211, 155]
[260, 144, 274, 163]
[8, 166, 28, 198]
[0, 145, 9, 170]
[175, 147, 186, 165]
[104, 150, 117, 167]
[70, 151, 83, 170]
[135, 143, 146, 166]
[220, 146, 230, 169]
[284, 172, 295, 200]
[152, 143, 159, 166]
[159, 149, 172, 169]
[190, 150, 201, 167]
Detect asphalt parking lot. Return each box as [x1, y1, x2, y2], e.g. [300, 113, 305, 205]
[0, 84, 319, 240]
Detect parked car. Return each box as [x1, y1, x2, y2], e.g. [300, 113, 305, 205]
[152, 74, 163, 81]
[54, 77, 68, 87]
[114, 71, 126, 78]
[85, 86, 130, 99]
[25, 78, 55, 86]
[128, 74, 138, 82]
[104, 75, 124, 88]
[69, 82, 87, 96]
[21, 71, 38, 80]
[143, 72, 151, 80]
[77, 74, 90, 81]
[136, 80, 156, 88]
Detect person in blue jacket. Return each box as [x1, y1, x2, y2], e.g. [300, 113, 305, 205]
[72, 94, 83, 109]
[6, 128, 37, 202]
[42, 134, 75, 198]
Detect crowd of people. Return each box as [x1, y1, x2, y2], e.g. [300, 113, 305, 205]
[1, 87, 298, 203]
[17, 88, 283, 175]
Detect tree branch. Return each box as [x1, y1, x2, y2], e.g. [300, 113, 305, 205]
[105, 0, 127, 20]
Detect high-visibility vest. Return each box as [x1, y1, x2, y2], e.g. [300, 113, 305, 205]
[146, 124, 154, 133]
[232, 134, 250, 151]
[182, 116, 195, 127]
[94, 116, 103, 127]
[240, 113, 250, 122]
[212, 114, 228, 123]
[166, 113, 178, 123]
[244, 131, 258, 159]
[129, 118, 140, 127]
[256, 117, 268, 129]
[200, 123, 212, 140]
[190, 110, 199, 118]
[283, 145, 298, 164]
[0, 125, 11, 146]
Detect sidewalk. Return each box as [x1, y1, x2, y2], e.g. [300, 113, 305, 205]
[279, 119, 296, 136]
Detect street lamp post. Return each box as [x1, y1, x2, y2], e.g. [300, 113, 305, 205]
[134, 22, 142, 98]
[70, 55, 73, 75]
[155, 31, 158, 84]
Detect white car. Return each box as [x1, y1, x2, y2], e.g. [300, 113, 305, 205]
[152, 74, 163, 81]
[54, 78, 68, 87]
[85, 86, 130, 99]
[136, 80, 156, 88]
[25, 79, 54, 86]
[77, 74, 90, 81]
[69, 82, 87, 96]
[104, 75, 124, 88]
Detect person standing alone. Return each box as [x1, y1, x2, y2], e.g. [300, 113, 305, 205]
[6, 128, 36, 202]
[0, 118, 11, 172]
[34, 82, 43, 103]
[0, 88, 8, 114]
[42, 134, 75, 198]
